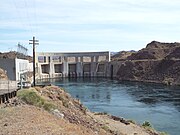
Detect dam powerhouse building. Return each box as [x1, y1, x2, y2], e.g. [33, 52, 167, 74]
[36, 51, 111, 79]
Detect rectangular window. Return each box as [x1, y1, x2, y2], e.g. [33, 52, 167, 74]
[38, 56, 44, 63]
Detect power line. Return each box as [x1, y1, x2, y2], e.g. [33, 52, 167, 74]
[23, 0, 34, 34]
[11, 0, 38, 36]
[11, 0, 31, 35]
[32, 0, 38, 35]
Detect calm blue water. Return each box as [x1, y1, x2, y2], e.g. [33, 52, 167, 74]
[37, 78, 180, 135]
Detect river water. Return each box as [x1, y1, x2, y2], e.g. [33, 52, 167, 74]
[37, 78, 180, 135]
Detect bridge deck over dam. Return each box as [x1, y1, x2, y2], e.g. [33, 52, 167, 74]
[36, 51, 110, 79]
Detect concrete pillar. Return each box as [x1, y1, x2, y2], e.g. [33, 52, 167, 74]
[91, 63, 96, 77]
[65, 56, 67, 62]
[95, 56, 99, 62]
[91, 56, 94, 63]
[75, 57, 78, 63]
[104, 62, 109, 77]
[80, 57, 83, 63]
[59, 56, 62, 63]
[63, 57, 68, 77]
[77, 57, 83, 77]
[37, 64, 42, 79]
[48, 56, 54, 78]
[105, 52, 110, 62]
[49, 63, 54, 78]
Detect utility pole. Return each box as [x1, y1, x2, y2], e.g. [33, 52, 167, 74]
[29, 36, 39, 86]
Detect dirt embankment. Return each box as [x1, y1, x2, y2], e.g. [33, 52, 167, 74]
[115, 41, 180, 85]
[0, 86, 160, 135]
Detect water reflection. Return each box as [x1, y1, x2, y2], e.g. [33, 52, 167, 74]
[54, 78, 112, 103]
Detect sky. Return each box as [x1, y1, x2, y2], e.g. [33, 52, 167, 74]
[0, 0, 180, 55]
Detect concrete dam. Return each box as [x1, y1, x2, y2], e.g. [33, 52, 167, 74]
[36, 51, 112, 79]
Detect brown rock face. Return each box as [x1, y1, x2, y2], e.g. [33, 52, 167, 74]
[127, 41, 180, 60]
[0, 68, 8, 80]
[111, 51, 135, 61]
[0, 51, 32, 62]
[116, 41, 180, 85]
[117, 60, 180, 85]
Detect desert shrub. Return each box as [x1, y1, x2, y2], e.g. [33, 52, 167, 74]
[57, 95, 69, 108]
[142, 121, 152, 128]
[101, 125, 110, 131]
[43, 102, 56, 111]
[127, 119, 136, 124]
[159, 132, 168, 135]
[17, 89, 45, 106]
[17, 89, 56, 111]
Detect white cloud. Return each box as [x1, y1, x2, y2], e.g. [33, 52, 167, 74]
[0, 0, 180, 53]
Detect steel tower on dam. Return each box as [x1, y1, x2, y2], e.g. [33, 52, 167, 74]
[36, 51, 111, 79]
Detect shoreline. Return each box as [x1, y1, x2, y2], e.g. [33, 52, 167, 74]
[0, 85, 163, 135]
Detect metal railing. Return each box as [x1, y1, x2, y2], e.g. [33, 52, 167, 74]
[0, 80, 17, 91]
[0, 80, 17, 104]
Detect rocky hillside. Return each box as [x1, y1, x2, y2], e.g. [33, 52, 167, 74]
[0, 68, 8, 80]
[0, 51, 32, 62]
[116, 60, 180, 85]
[0, 86, 161, 135]
[111, 51, 136, 61]
[126, 41, 180, 60]
[115, 41, 180, 85]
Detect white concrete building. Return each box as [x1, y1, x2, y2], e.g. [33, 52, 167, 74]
[36, 51, 111, 79]
[0, 58, 29, 81]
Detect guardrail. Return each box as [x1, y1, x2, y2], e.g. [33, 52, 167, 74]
[0, 80, 17, 104]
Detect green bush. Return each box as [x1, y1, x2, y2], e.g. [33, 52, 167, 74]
[17, 89, 56, 111]
[159, 132, 168, 135]
[142, 121, 152, 128]
[142, 121, 168, 134]
[17, 89, 45, 106]
[43, 102, 56, 111]
[101, 125, 110, 131]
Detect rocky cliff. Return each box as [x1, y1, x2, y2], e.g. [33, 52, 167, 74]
[111, 51, 136, 61]
[115, 41, 180, 85]
[0, 51, 32, 62]
[0, 68, 8, 80]
[127, 41, 180, 60]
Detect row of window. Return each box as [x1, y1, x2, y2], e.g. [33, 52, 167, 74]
[38, 56, 107, 63]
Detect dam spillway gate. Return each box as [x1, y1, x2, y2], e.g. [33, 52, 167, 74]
[36, 51, 110, 79]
